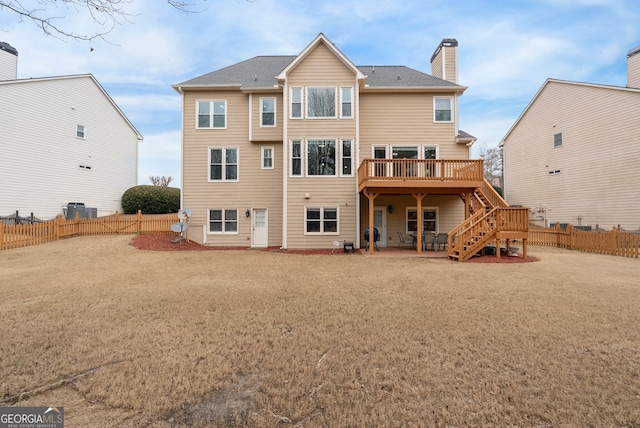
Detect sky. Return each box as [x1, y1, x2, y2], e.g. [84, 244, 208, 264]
[1, 0, 639, 188]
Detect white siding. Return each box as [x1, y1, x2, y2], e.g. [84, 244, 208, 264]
[0, 48, 17, 81]
[0, 76, 140, 219]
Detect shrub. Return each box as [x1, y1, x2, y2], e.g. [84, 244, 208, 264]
[121, 185, 180, 214]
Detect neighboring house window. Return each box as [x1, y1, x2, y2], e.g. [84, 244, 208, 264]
[290, 87, 302, 119]
[307, 139, 336, 176]
[76, 125, 85, 139]
[291, 140, 303, 176]
[407, 208, 438, 233]
[209, 209, 238, 233]
[209, 148, 238, 181]
[341, 140, 353, 176]
[434, 97, 452, 122]
[261, 98, 275, 127]
[554, 132, 563, 147]
[262, 146, 274, 169]
[307, 87, 336, 118]
[341, 87, 353, 118]
[198, 100, 226, 128]
[305, 207, 339, 234]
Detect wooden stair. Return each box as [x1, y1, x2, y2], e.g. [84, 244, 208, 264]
[448, 179, 528, 262]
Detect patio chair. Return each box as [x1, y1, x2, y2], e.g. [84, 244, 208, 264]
[422, 232, 436, 251]
[397, 232, 410, 249]
[436, 233, 448, 251]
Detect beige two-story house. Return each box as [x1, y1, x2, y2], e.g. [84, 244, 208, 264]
[502, 46, 640, 230]
[174, 34, 527, 260]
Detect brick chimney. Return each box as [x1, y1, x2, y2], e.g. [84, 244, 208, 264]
[0, 42, 18, 81]
[430, 38, 458, 83]
[628, 46, 640, 89]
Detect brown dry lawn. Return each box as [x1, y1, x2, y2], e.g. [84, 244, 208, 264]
[1, 235, 639, 427]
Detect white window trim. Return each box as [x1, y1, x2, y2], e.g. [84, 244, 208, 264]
[306, 86, 337, 119]
[306, 139, 337, 177]
[197, 99, 227, 129]
[262, 146, 274, 170]
[76, 124, 86, 139]
[260, 97, 276, 127]
[433, 97, 453, 123]
[290, 87, 303, 119]
[422, 145, 439, 159]
[340, 86, 354, 119]
[207, 208, 239, 234]
[208, 147, 239, 182]
[340, 139, 354, 177]
[304, 206, 340, 235]
[406, 207, 439, 234]
[290, 139, 303, 177]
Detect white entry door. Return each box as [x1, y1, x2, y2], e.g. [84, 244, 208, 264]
[374, 207, 387, 247]
[252, 209, 268, 247]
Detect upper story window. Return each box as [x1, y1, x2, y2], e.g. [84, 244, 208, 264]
[290, 140, 303, 177]
[290, 87, 302, 119]
[341, 140, 353, 176]
[307, 87, 336, 118]
[209, 147, 238, 181]
[198, 100, 226, 129]
[261, 98, 275, 127]
[76, 125, 85, 139]
[434, 97, 452, 122]
[307, 139, 336, 176]
[340, 87, 353, 118]
[262, 146, 274, 169]
[554, 132, 563, 147]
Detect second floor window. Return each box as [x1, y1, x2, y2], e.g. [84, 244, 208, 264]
[554, 132, 563, 147]
[198, 100, 226, 128]
[307, 87, 336, 118]
[307, 140, 336, 176]
[341, 140, 353, 176]
[76, 124, 85, 139]
[262, 146, 274, 169]
[434, 97, 452, 122]
[209, 147, 238, 181]
[261, 98, 275, 127]
[341, 87, 353, 118]
[290, 87, 302, 118]
[291, 140, 303, 176]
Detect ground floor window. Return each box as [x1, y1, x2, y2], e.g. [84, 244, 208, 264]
[209, 209, 238, 233]
[305, 207, 338, 234]
[406, 207, 437, 233]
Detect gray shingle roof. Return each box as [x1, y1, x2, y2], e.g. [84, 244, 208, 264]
[177, 57, 463, 89]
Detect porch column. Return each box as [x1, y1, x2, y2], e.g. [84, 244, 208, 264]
[363, 190, 379, 254]
[411, 192, 427, 254]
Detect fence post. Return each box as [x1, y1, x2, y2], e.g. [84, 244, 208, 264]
[611, 226, 618, 257]
[138, 210, 142, 234]
[0, 221, 4, 251]
[115, 211, 119, 234]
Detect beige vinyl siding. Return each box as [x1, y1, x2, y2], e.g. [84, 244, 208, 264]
[443, 45, 458, 83]
[361, 195, 463, 245]
[359, 92, 466, 159]
[283, 41, 359, 249]
[504, 81, 640, 229]
[430, 52, 443, 81]
[251, 93, 283, 141]
[182, 90, 283, 246]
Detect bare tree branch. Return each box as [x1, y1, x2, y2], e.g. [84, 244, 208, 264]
[0, 0, 209, 42]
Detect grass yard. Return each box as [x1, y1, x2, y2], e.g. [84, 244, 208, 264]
[0, 235, 639, 427]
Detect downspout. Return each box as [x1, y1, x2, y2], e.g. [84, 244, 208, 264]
[355, 78, 361, 249]
[282, 81, 288, 249]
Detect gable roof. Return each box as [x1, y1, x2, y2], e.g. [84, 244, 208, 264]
[0, 74, 143, 141]
[500, 78, 640, 145]
[175, 33, 466, 93]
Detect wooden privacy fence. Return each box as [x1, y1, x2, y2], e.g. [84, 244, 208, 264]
[529, 224, 640, 258]
[1, 211, 178, 251]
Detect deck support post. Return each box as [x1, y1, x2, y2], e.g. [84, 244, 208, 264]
[363, 190, 379, 254]
[411, 192, 427, 254]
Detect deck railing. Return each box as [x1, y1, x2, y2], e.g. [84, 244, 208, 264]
[1, 211, 177, 251]
[358, 159, 484, 188]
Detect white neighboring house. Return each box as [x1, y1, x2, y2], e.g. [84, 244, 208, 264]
[0, 42, 142, 220]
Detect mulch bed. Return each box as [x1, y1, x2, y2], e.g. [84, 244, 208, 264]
[466, 254, 539, 263]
